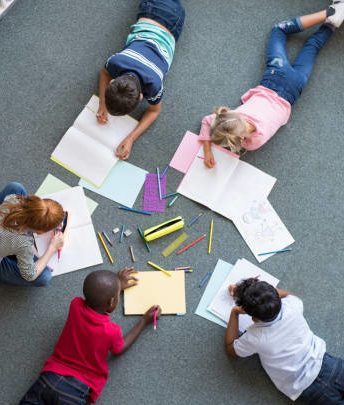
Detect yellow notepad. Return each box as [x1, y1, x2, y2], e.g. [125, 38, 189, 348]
[124, 271, 186, 315]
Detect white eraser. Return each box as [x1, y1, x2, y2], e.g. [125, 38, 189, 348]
[112, 228, 120, 234]
[124, 229, 132, 237]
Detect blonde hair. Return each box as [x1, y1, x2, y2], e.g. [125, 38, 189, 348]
[210, 107, 247, 153]
[0, 195, 64, 233]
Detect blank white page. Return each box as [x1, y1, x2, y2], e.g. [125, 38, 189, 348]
[74, 95, 138, 151]
[34, 187, 102, 276]
[177, 147, 239, 210]
[51, 126, 115, 187]
[208, 259, 279, 330]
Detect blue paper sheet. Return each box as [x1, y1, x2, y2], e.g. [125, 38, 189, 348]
[195, 259, 233, 328]
[79, 161, 148, 207]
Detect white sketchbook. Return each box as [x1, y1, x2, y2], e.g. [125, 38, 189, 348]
[34, 186, 103, 277]
[51, 95, 138, 188]
[207, 258, 279, 331]
[177, 146, 276, 220]
[232, 197, 294, 262]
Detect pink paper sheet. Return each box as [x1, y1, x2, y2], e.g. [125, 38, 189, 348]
[143, 174, 166, 212]
[170, 131, 239, 174]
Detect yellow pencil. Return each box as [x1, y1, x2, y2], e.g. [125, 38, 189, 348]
[208, 219, 213, 254]
[147, 261, 172, 277]
[98, 232, 114, 264]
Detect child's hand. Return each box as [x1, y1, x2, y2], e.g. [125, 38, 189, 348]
[49, 231, 65, 253]
[97, 106, 108, 125]
[116, 137, 133, 160]
[228, 284, 237, 297]
[232, 306, 246, 315]
[143, 305, 161, 325]
[118, 267, 138, 290]
[204, 149, 215, 168]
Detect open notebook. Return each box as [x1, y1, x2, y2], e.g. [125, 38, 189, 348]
[51, 95, 138, 188]
[177, 145, 276, 220]
[207, 258, 279, 332]
[34, 186, 102, 276]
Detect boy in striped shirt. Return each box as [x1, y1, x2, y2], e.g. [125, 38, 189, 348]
[97, 0, 185, 160]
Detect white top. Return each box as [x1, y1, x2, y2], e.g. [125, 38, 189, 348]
[233, 295, 326, 400]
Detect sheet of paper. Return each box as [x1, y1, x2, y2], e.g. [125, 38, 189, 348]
[36, 174, 98, 215]
[169, 131, 202, 173]
[208, 259, 279, 331]
[51, 126, 114, 188]
[143, 173, 167, 212]
[231, 197, 294, 262]
[177, 146, 239, 211]
[124, 271, 186, 315]
[34, 187, 102, 276]
[195, 259, 232, 328]
[79, 161, 147, 208]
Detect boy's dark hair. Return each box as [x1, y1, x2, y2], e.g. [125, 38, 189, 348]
[105, 75, 141, 116]
[233, 278, 281, 322]
[83, 270, 120, 310]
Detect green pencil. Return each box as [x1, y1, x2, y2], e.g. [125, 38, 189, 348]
[137, 226, 151, 252]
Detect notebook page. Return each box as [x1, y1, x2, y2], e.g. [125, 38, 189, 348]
[207, 259, 279, 331]
[177, 146, 239, 210]
[74, 95, 138, 152]
[51, 126, 115, 187]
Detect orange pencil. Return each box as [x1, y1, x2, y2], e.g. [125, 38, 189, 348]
[177, 234, 206, 255]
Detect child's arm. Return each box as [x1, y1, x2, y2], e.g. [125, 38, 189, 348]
[203, 141, 215, 168]
[115, 103, 162, 160]
[225, 306, 245, 357]
[276, 288, 291, 298]
[119, 305, 162, 354]
[97, 66, 112, 124]
[199, 115, 216, 168]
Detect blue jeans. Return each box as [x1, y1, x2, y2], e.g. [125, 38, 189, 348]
[19, 372, 90, 405]
[137, 0, 185, 41]
[299, 353, 344, 404]
[0, 182, 52, 287]
[260, 17, 334, 105]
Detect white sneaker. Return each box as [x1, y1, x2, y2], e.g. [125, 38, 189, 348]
[327, 0, 344, 28]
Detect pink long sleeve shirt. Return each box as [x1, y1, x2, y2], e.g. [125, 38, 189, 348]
[199, 86, 291, 150]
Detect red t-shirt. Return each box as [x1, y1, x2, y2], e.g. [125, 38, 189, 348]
[42, 297, 124, 403]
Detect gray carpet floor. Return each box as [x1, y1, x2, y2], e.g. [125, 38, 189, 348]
[1, 0, 344, 404]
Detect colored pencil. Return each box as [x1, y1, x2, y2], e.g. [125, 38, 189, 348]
[184, 269, 194, 273]
[137, 226, 151, 252]
[147, 261, 172, 277]
[154, 308, 157, 330]
[188, 213, 203, 227]
[168, 195, 179, 207]
[208, 219, 213, 254]
[162, 192, 178, 199]
[197, 155, 216, 165]
[258, 248, 292, 256]
[175, 266, 191, 270]
[199, 272, 212, 288]
[97, 232, 114, 264]
[102, 231, 113, 247]
[157, 168, 162, 200]
[119, 225, 125, 243]
[119, 206, 152, 215]
[129, 246, 135, 262]
[161, 165, 169, 179]
[177, 234, 206, 255]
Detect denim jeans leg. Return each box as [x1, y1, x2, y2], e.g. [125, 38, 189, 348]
[0, 256, 51, 287]
[292, 23, 334, 89]
[0, 182, 27, 203]
[19, 375, 47, 405]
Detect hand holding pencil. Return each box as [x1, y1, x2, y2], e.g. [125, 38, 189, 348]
[143, 305, 162, 327]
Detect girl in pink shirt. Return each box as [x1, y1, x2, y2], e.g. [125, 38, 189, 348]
[200, 3, 344, 168]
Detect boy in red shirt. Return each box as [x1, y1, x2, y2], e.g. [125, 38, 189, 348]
[19, 267, 161, 404]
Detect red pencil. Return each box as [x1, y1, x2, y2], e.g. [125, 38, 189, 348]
[177, 234, 206, 255]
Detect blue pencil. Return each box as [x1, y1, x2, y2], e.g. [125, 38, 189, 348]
[199, 271, 212, 288]
[119, 225, 125, 243]
[162, 192, 178, 199]
[188, 212, 203, 227]
[258, 248, 292, 256]
[161, 165, 169, 179]
[156, 168, 162, 200]
[168, 195, 179, 207]
[119, 206, 152, 215]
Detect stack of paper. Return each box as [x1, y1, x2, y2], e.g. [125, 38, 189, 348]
[34, 186, 102, 277]
[207, 258, 279, 331]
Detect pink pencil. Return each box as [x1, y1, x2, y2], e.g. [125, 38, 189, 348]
[197, 156, 216, 165]
[153, 308, 157, 330]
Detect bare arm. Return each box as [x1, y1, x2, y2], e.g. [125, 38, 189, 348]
[97, 66, 112, 124]
[225, 306, 243, 357]
[203, 140, 215, 168]
[276, 288, 291, 298]
[116, 102, 162, 160]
